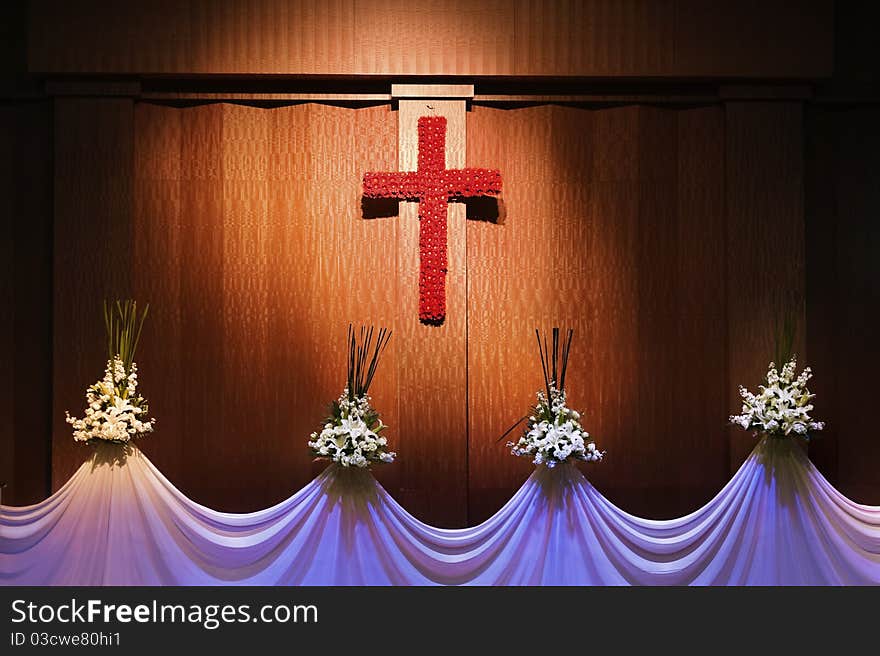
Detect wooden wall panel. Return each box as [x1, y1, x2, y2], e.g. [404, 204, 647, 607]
[467, 104, 728, 522]
[513, 0, 675, 76]
[806, 106, 880, 505]
[725, 102, 806, 471]
[218, 104, 276, 505]
[9, 101, 54, 505]
[0, 106, 14, 503]
[52, 98, 134, 490]
[132, 103, 185, 486]
[674, 0, 833, 77]
[27, 0, 832, 78]
[188, 0, 357, 74]
[353, 0, 513, 76]
[827, 109, 880, 504]
[467, 105, 637, 520]
[129, 102, 401, 512]
[803, 107, 838, 486]
[178, 105, 228, 502]
[634, 106, 728, 514]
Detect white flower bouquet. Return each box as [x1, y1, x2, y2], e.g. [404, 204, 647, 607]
[308, 325, 395, 468]
[730, 356, 824, 440]
[506, 328, 604, 468]
[66, 300, 154, 445]
[308, 389, 394, 468]
[66, 357, 154, 444]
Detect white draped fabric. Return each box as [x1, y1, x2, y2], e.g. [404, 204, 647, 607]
[2, 438, 879, 585]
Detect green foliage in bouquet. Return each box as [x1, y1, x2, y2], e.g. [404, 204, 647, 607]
[773, 309, 797, 369]
[104, 299, 150, 377]
[326, 391, 385, 438]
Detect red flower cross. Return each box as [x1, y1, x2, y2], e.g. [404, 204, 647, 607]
[363, 116, 502, 324]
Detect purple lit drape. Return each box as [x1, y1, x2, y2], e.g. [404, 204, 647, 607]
[2, 438, 879, 585]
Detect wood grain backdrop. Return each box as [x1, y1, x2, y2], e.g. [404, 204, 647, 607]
[806, 106, 880, 505]
[52, 98, 135, 490]
[47, 99, 819, 525]
[467, 104, 730, 521]
[0, 100, 52, 506]
[26, 0, 832, 78]
[133, 102, 401, 510]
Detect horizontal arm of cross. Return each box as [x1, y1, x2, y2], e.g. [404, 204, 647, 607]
[363, 171, 422, 199]
[363, 168, 502, 200]
[443, 168, 502, 197]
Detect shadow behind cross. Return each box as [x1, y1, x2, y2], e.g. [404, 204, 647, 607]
[361, 195, 504, 224]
